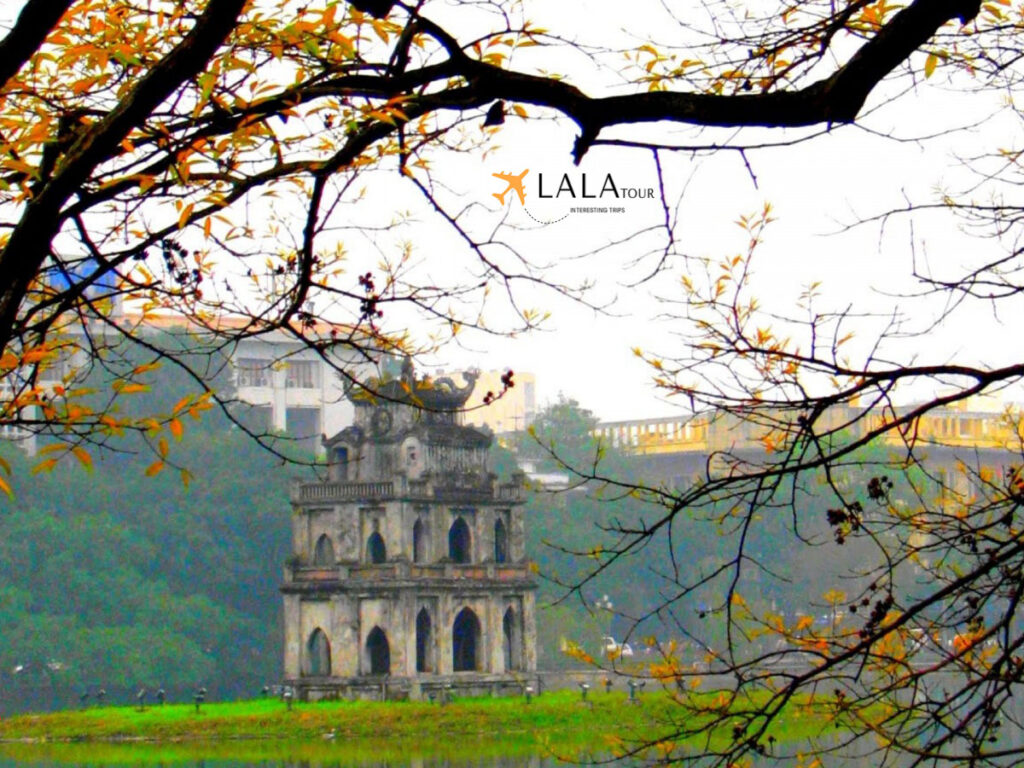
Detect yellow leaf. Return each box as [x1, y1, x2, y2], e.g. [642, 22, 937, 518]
[0, 475, 12, 499]
[178, 202, 195, 230]
[145, 460, 165, 477]
[180, 468, 192, 489]
[924, 53, 938, 78]
[158, 437, 169, 457]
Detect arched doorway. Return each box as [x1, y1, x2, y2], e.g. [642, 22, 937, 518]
[313, 534, 335, 566]
[416, 608, 432, 673]
[413, 518, 427, 563]
[306, 628, 331, 676]
[503, 607, 520, 671]
[448, 517, 471, 564]
[367, 531, 386, 564]
[452, 607, 481, 671]
[494, 518, 508, 563]
[367, 626, 390, 675]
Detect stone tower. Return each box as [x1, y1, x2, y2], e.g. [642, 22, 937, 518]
[281, 361, 537, 699]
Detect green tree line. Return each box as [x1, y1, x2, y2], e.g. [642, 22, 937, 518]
[0, 342, 298, 713]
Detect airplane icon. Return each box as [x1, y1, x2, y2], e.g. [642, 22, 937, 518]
[491, 169, 529, 206]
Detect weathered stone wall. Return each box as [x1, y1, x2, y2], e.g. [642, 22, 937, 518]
[284, 393, 537, 696]
[282, 593, 301, 678]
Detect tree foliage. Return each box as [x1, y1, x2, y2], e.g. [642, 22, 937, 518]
[0, 357, 297, 713]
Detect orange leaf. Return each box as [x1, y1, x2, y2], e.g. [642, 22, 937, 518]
[132, 361, 161, 375]
[32, 458, 59, 475]
[145, 460, 165, 477]
[72, 446, 93, 472]
[169, 418, 184, 440]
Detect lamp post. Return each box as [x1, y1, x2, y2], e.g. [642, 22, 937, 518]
[578, 681, 590, 703]
[627, 679, 646, 704]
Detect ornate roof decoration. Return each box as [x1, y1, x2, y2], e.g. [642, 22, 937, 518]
[347, 357, 479, 411]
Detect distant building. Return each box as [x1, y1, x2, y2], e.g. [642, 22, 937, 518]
[458, 369, 537, 435]
[127, 312, 365, 453]
[6, 309, 372, 455]
[281, 360, 538, 700]
[595, 395, 1024, 498]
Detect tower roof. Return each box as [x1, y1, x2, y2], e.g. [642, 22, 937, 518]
[347, 358, 479, 411]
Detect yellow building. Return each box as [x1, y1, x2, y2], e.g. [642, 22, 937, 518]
[459, 370, 537, 435]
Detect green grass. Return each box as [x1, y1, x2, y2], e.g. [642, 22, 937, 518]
[0, 688, 835, 763]
[0, 692, 656, 743]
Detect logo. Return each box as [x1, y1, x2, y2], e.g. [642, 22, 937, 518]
[491, 169, 529, 206]
[487, 165, 657, 225]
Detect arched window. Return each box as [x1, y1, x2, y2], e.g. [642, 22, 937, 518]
[313, 534, 335, 566]
[331, 446, 349, 481]
[306, 628, 331, 677]
[448, 517, 471, 564]
[494, 518, 508, 563]
[416, 608, 432, 673]
[367, 626, 390, 675]
[413, 518, 427, 563]
[503, 607, 520, 671]
[453, 607, 481, 672]
[367, 531, 386, 564]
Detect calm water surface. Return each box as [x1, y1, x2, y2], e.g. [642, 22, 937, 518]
[0, 741, 563, 768]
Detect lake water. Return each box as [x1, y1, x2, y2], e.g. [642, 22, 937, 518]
[0, 738, 568, 768]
